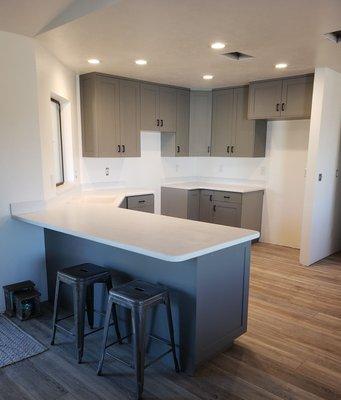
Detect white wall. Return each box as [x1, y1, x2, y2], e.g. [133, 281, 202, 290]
[261, 120, 310, 248]
[35, 44, 81, 200]
[0, 31, 47, 311]
[300, 67, 341, 265]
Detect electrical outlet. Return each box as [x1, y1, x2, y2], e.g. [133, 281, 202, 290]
[105, 167, 110, 176]
[318, 173, 322, 181]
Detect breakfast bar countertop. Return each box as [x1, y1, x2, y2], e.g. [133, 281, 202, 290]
[11, 189, 259, 262]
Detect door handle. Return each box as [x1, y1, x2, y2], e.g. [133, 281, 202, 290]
[208, 146, 210, 153]
[226, 145, 230, 154]
[224, 196, 230, 199]
[276, 103, 280, 112]
[177, 145, 180, 153]
[117, 144, 121, 153]
[156, 119, 160, 127]
[231, 146, 234, 154]
[122, 144, 125, 153]
[213, 204, 216, 212]
[209, 194, 212, 202]
[138, 200, 146, 204]
[160, 119, 164, 127]
[281, 102, 285, 111]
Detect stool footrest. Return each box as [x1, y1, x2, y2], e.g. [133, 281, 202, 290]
[54, 321, 116, 338]
[105, 333, 131, 349]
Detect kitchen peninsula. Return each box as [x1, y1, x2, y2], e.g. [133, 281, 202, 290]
[12, 190, 259, 374]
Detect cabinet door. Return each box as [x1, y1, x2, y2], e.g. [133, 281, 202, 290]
[119, 80, 141, 157]
[187, 190, 200, 220]
[248, 80, 282, 119]
[140, 83, 159, 131]
[199, 190, 213, 222]
[232, 86, 266, 157]
[281, 75, 313, 119]
[159, 86, 177, 132]
[95, 75, 120, 157]
[212, 202, 241, 227]
[189, 91, 212, 156]
[211, 89, 234, 157]
[176, 89, 190, 156]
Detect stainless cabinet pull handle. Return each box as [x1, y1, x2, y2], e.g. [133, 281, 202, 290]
[208, 146, 210, 153]
[161, 119, 164, 127]
[224, 196, 230, 199]
[122, 144, 125, 153]
[213, 204, 216, 212]
[177, 145, 180, 153]
[281, 102, 285, 111]
[226, 145, 230, 154]
[209, 194, 212, 202]
[118, 144, 121, 153]
[138, 200, 145, 204]
[231, 146, 234, 154]
[276, 103, 280, 112]
[156, 119, 160, 127]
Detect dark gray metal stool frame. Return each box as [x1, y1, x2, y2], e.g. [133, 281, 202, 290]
[97, 280, 180, 400]
[51, 263, 122, 363]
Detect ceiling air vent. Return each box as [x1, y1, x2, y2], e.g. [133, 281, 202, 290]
[324, 30, 341, 43]
[222, 51, 253, 61]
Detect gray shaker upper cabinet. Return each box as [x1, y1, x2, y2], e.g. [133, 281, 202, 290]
[119, 79, 141, 157]
[281, 75, 314, 119]
[248, 74, 314, 120]
[80, 74, 120, 157]
[140, 84, 177, 132]
[189, 91, 212, 156]
[159, 86, 177, 132]
[211, 86, 267, 158]
[140, 83, 160, 131]
[248, 79, 282, 119]
[175, 89, 190, 156]
[211, 88, 234, 157]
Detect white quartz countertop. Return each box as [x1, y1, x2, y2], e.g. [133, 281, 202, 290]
[12, 189, 259, 262]
[162, 182, 264, 193]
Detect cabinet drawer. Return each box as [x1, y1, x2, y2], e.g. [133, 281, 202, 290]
[127, 194, 154, 213]
[212, 191, 242, 204]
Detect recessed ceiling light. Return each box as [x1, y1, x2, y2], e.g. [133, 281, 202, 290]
[203, 74, 214, 80]
[87, 58, 100, 64]
[275, 63, 288, 69]
[135, 59, 147, 65]
[211, 42, 226, 50]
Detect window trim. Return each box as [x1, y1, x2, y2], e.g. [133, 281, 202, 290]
[51, 98, 65, 187]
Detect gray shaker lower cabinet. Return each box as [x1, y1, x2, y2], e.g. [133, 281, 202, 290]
[124, 194, 154, 213]
[161, 187, 200, 220]
[162, 187, 264, 234]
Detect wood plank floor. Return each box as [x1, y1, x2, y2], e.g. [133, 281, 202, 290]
[1, 243, 340, 400]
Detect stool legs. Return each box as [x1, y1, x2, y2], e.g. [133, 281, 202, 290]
[132, 306, 146, 400]
[106, 280, 122, 345]
[51, 277, 61, 345]
[86, 285, 94, 329]
[97, 296, 114, 376]
[74, 284, 86, 363]
[165, 293, 180, 373]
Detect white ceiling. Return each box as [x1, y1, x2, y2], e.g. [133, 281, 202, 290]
[17, 0, 341, 88]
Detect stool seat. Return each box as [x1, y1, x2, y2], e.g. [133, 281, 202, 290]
[58, 263, 110, 282]
[109, 280, 167, 306]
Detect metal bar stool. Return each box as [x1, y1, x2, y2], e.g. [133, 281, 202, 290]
[51, 263, 122, 363]
[97, 280, 179, 399]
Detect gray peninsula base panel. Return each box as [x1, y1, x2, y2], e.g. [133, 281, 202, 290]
[44, 229, 251, 375]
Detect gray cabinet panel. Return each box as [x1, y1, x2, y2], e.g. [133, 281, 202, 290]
[127, 194, 154, 213]
[119, 79, 141, 157]
[189, 91, 212, 156]
[281, 75, 313, 119]
[212, 202, 242, 227]
[187, 190, 200, 221]
[159, 86, 177, 132]
[211, 89, 234, 157]
[199, 190, 213, 222]
[96, 75, 120, 157]
[140, 83, 159, 131]
[80, 75, 97, 157]
[233, 87, 264, 157]
[176, 89, 190, 156]
[248, 79, 282, 119]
